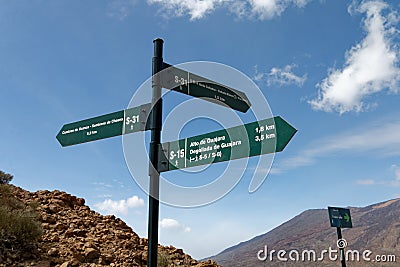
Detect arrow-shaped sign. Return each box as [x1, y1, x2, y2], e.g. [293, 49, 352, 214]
[158, 116, 296, 172]
[160, 62, 251, 113]
[56, 103, 151, 147]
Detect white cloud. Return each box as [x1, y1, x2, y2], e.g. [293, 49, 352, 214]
[249, 0, 286, 19]
[96, 194, 113, 198]
[390, 164, 400, 186]
[257, 64, 307, 87]
[94, 195, 144, 215]
[391, 164, 400, 180]
[160, 218, 191, 233]
[92, 182, 113, 188]
[310, 0, 400, 114]
[356, 179, 377, 185]
[253, 65, 265, 82]
[356, 164, 400, 187]
[273, 118, 400, 173]
[147, 0, 222, 20]
[147, 0, 312, 20]
[249, 0, 310, 19]
[107, 0, 138, 20]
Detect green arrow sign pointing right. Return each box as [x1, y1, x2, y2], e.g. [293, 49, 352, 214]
[159, 116, 296, 172]
[160, 63, 251, 113]
[328, 207, 353, 228]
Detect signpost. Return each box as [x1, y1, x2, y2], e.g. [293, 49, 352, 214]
[56, 103, 151, 147]
[57, 39, 297, 267]
[158, 116, 296, 172]
[160, 62, 251, 112]
[328, 207, 352, 267]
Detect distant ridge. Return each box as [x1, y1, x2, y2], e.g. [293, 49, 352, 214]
[208, 199, 400, 267]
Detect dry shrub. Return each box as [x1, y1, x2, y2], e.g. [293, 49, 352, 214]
[0, 184, 42, 261]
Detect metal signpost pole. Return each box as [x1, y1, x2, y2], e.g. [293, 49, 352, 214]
[336, 227, 346, 267]
[328, 207, 351, 267]
[147, 38, 164, 267]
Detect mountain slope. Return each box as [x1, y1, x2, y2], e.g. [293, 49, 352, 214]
[209, 199, 400, 266]
[1, 185, 219, 267]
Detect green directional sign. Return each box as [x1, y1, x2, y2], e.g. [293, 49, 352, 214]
[328, 207, 352, 228]
[161, 62, 251, 113]
[56, 103, 151, 147]
[158, 116, 296, 172]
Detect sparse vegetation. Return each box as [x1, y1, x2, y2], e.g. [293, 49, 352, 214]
[0, 170, 13, 184]
[158, 252, 172, 267]
[158, 252, 194, 267]
[0, 170, 42, 262]
[0, 171, 220, 266]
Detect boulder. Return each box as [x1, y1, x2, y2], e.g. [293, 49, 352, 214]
[84, 247, 100, 261]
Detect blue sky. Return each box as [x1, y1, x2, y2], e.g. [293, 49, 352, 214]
[1, 0, 400, 260]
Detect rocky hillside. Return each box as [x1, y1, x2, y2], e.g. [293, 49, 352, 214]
[1, 185, 219, 267]
[209, 199, 400, 266]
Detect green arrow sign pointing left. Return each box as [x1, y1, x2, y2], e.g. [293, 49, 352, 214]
[56, 103, 151, 147]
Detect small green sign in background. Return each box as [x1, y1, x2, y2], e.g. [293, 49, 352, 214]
[328, 207, 352, 228]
